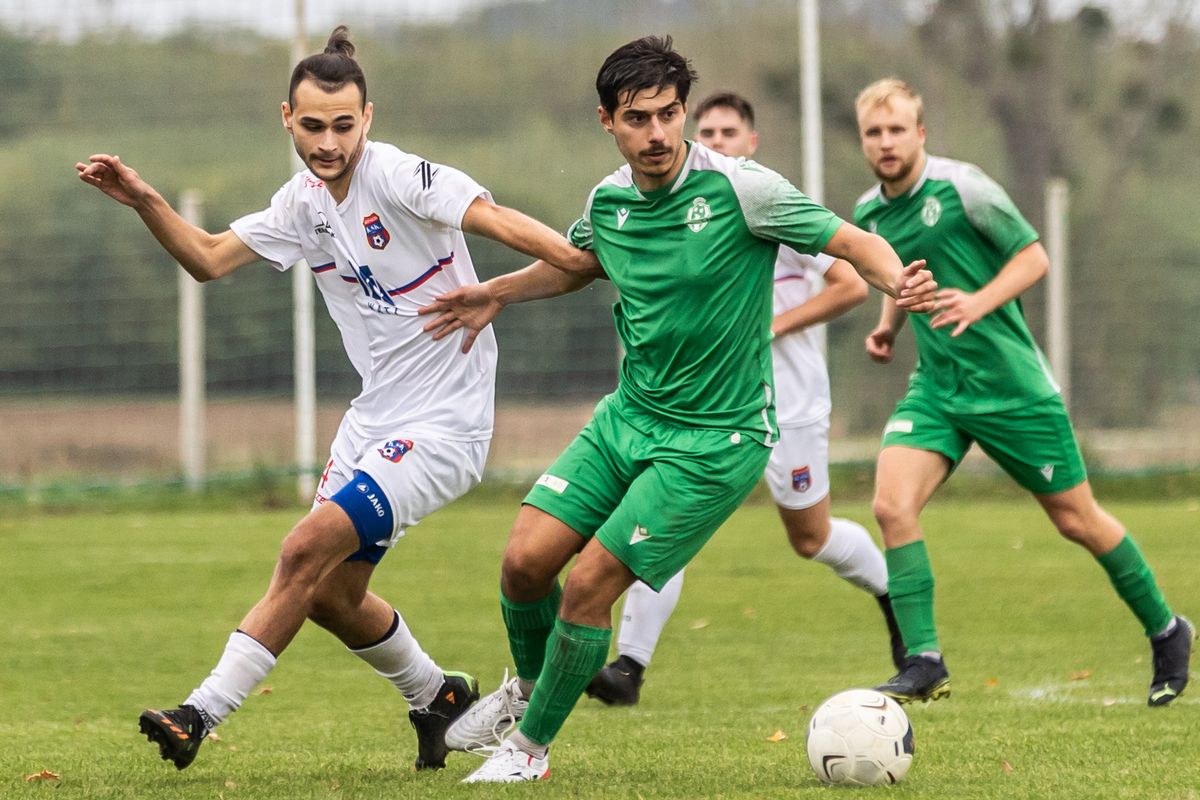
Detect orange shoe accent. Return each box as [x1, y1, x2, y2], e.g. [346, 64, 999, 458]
[445, 691, 456, 704]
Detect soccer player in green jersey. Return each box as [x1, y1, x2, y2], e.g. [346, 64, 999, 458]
[852, 78, 1193, 707]
[423, 39, 936, 782]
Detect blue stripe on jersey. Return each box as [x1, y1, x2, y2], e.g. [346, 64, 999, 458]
[310, 262, 336, 273]
[386, 252, 455, 296]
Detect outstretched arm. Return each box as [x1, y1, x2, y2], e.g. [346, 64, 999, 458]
[462, 198, 600, 275]
[771, 257, 869, 337]
[75, 154, 258, 282]
[930, 242, 1048, 337]
[420, 259, 606, 353]
[822, 222, 936, 313]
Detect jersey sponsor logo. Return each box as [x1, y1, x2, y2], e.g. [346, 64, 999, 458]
[686, 197, 712, 232]
[313, 210, 335, 238]
[363, 213, 391, 250]
[616, 207, 630, 230]
[629, 524, 651, 545]
[378, 439, 414, 463]
[921, 196, 942, 227]
[345, 264, 397, 306]
[884, 419, 914, 435]
[414, 160, 439, 190]
[1040, 464, 1055, 482]
[792, 465, 811, 492]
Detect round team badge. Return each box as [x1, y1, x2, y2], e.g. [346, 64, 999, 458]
[686, 197, 712, 233]
[921, 196, 942, 227]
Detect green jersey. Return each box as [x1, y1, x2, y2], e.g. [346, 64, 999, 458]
[854, 155, 1058, 414]
[569, 142, 843, 443]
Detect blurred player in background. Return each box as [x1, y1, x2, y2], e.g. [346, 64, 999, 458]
[421, 36, 937, 782]
[585, 91, 903, 708]
[76, 26, 599, 772]
[853, 78, 1193, 706]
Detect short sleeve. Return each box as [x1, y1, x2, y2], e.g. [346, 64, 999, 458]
[955, 166, 1039, 261]
[567, 216, 594, 250]
[730, 160, 844, 255]
[229, 183, 306, 272]
[394, 159, 491, 229]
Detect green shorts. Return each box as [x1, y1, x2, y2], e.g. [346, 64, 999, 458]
[524, 395, 770, 591]
[880, 393, 1087, 494]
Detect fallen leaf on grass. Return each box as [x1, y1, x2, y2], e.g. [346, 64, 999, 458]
[255, 686, 274, 695]
[984, 678, 999, 688]
[689, 619, 709, 630]
[1068, 670, 1092, 681]
[1102, 698, 1117, 707]
[766, 729, 787, 742]
[24, 770, 61, 782]
[207, 731, 222, 742]
[224, 780, 238, 789]
[743, 608, 757, 619]
[1001, 760, 1014, 774]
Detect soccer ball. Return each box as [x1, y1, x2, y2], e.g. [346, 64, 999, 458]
[805, 689, 914, 786]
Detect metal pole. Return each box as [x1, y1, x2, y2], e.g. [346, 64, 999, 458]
[178, 190, 206, 493]
[1044, 177, 1071, 408]
[799, 0, 828, 356]
[292, 0, 318, 500]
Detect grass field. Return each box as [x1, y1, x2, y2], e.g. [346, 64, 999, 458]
[2, 495, 1197, 799]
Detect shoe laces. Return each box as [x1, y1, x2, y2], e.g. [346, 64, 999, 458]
[466, 669, 527, 755]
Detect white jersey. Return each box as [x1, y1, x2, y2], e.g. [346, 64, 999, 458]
[771, 248, 834, 427]
[231, 141, 497, 441]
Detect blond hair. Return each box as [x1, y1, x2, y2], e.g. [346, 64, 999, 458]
[855, 78, 923, 124]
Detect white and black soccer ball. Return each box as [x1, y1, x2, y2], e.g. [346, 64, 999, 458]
[805, 688, 914, 786]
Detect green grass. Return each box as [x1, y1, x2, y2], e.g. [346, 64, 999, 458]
[2, 497, 1198, 799]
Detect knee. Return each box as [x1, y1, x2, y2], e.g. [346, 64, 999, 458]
[500, 533, 554, 598]
[872, 492, 918, 536]
[277, 523, 332, 587]
[307, 584, 362, 629]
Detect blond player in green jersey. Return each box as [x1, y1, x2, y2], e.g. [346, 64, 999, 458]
[420, 39, 936, 783]
[853, 78, 1192, 707]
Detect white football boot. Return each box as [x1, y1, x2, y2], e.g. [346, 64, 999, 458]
[461, 739, 549, 783]
[445, 669, 529, 752]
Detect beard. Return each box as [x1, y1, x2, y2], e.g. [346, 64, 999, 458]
[302, 134, 366, 183]
[873, 153, 918, 185]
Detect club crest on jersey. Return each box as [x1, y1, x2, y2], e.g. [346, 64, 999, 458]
[686, 197, 712, 232]
[792, 465, 811, 492]
[378, 439, 414, 463]
[363, 213, 391, 250]
[921, 196, 942, 227]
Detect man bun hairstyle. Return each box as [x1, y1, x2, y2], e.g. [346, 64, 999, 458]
[596, 35, 698, 116]
[289, 25, 367, 109]
[693, 91, 755, 128]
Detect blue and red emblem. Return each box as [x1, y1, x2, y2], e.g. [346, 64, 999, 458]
[792, 465, 811, 493]
[363, 212, 390, 250]
[378, 439, 414, 463]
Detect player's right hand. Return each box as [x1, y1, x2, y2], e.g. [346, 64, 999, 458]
[419, 284, 503, 354]
[865, 324, 896, 363]
[75, 154, 152, 208]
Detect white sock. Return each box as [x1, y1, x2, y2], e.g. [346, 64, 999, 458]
[616, 570, 685, 667]
[184, 631, 276, 730]
[811, 517, 889, 597]
[349, 610, 442, 709]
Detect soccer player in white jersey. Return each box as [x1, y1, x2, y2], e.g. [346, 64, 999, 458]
[75, 26, 600, 773]
[583, 91, 904, 706]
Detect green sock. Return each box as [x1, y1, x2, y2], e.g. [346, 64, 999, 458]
[518, 618, 611, 746]
[1096, 534, 1174, 637]
[886, 540, 940, 656]
[501, 584, 562, 683]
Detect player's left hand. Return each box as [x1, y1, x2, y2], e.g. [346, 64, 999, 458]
[929, 288, 985, 336]
[418, 284, 502, 353]
[894, 260, 936, 313]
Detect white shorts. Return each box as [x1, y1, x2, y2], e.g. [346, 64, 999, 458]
[313, 416, 489, 550]
[764, 417, 830, 510]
